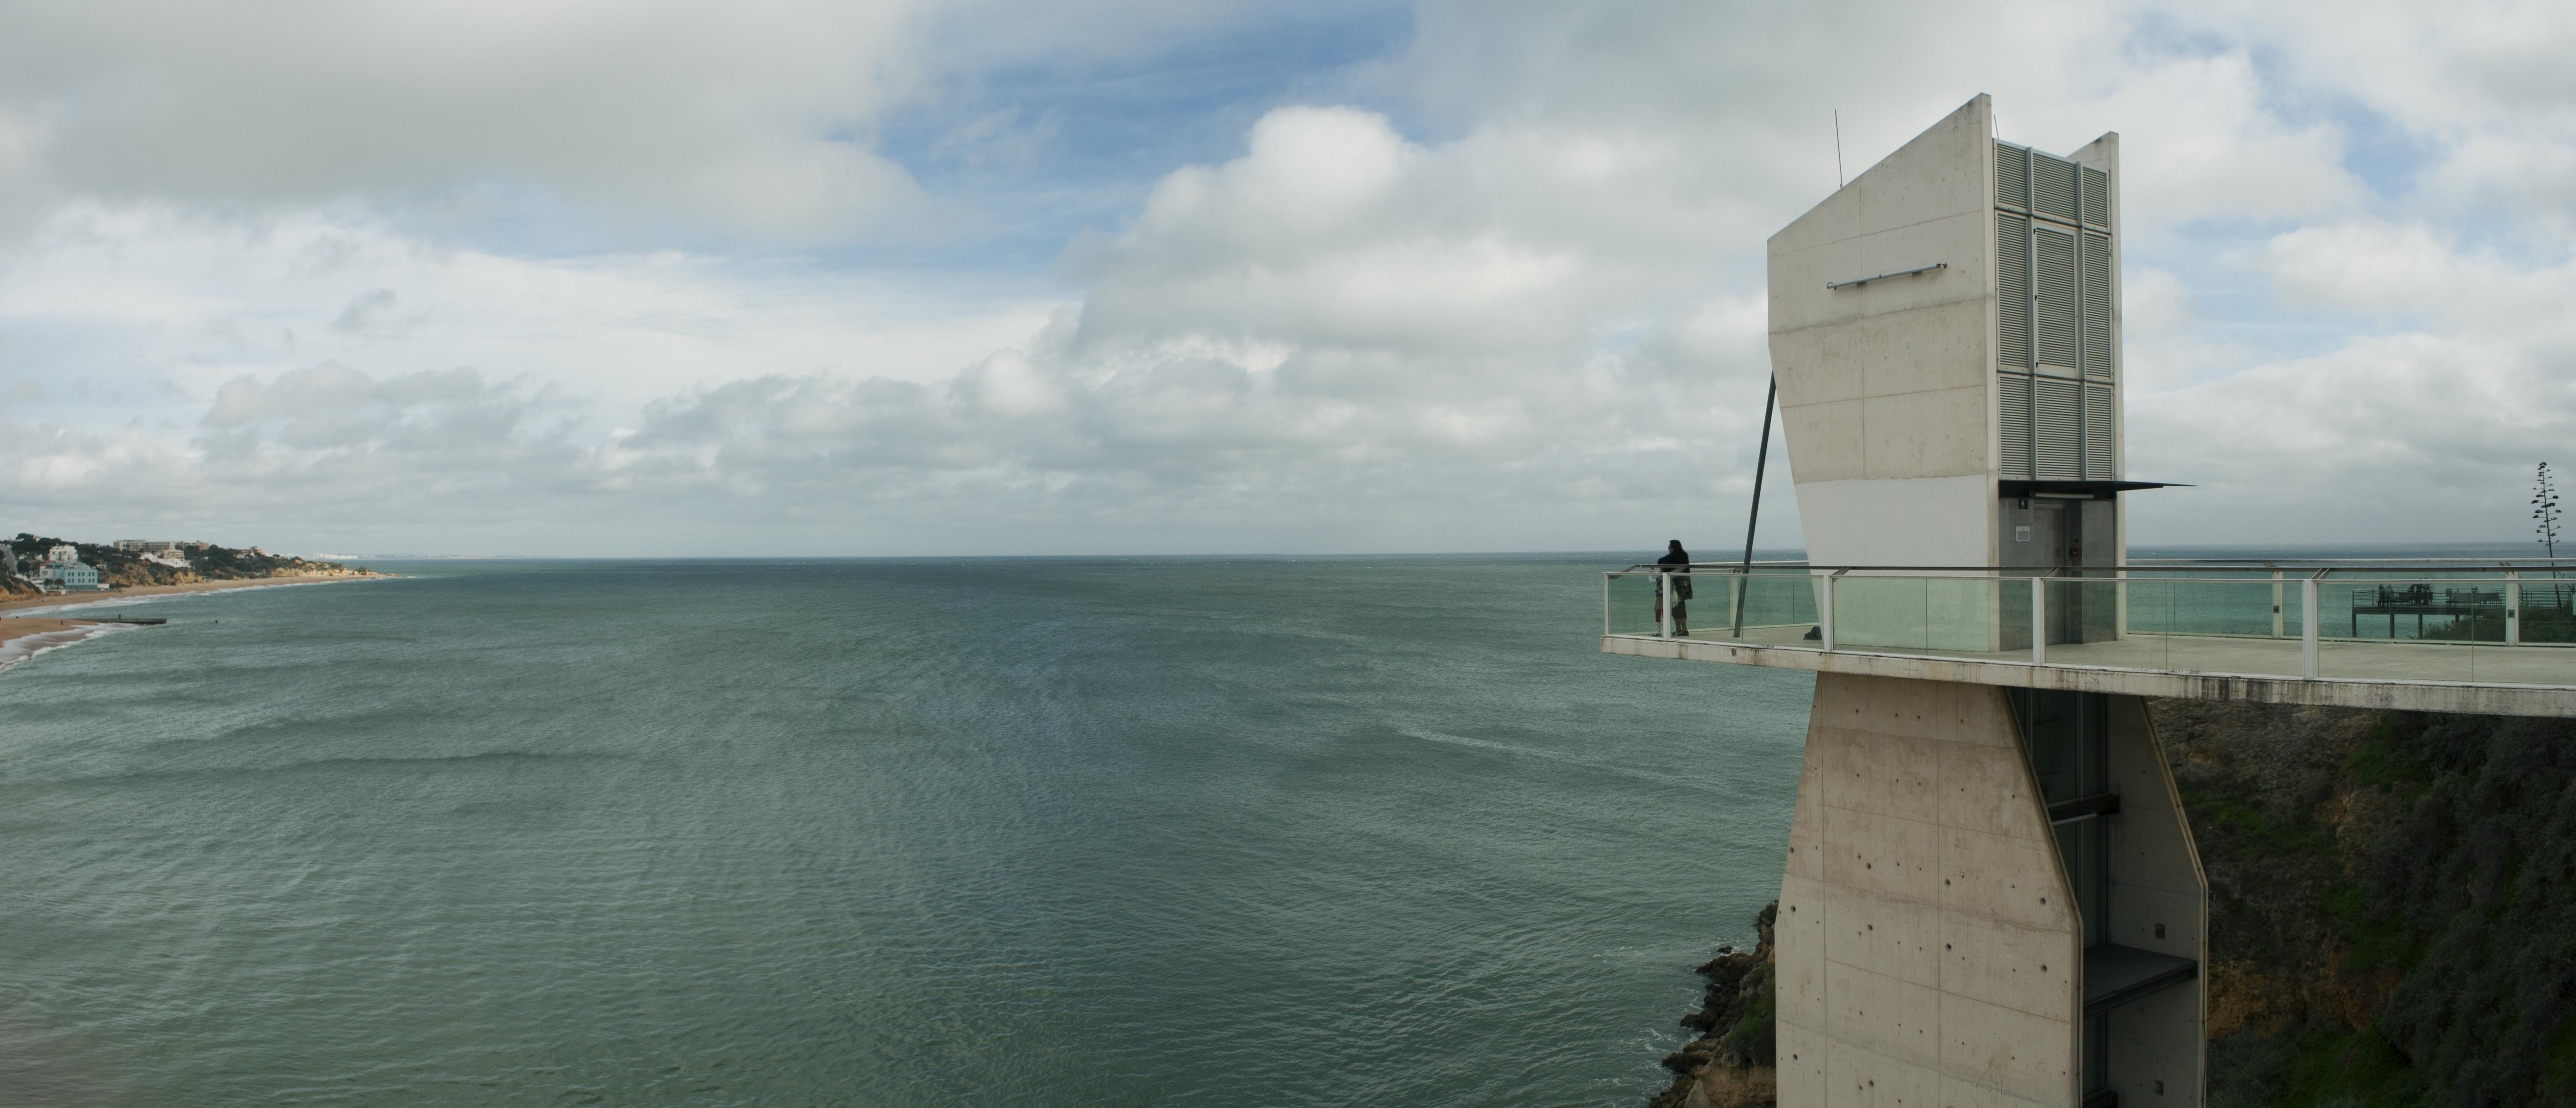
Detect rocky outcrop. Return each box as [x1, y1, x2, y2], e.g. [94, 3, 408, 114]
[1649, 904, 1777, 1108]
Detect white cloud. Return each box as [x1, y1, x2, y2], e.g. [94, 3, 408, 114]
[2, 0, 2574, 553]
[0, 0, 935, 244]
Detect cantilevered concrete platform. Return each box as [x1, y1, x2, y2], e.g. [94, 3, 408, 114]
[1602, 629, 2576, 717]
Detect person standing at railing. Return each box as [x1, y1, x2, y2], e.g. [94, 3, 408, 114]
[1656, 540, 1693, 635]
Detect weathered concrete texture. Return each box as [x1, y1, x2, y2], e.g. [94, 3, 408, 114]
[1778, 673, 2079, 1108]
[1768, 94, 2000, 570]
[2105, 695, 2208, 1108]
[1599, 635, 2576, 719]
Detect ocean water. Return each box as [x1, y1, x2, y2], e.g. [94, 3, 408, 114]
[0, 557, 1813, 1106]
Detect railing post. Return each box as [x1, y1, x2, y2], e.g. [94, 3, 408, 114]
[1820, 571, 1837, 651]
[2031, 575, 2047, 665]
[2508, 571, 2523, 647]
[1660, 572, 1674, 639]
[2301, 577, 2320, 679]
[2271, 571, 2285, 638]
[1603, 573, 1612, 638]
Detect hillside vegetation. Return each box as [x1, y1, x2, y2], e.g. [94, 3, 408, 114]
[2161, 700, 2576, 1108]
[1651, 700, 2576, 1108]
[3, 534, 365, 598]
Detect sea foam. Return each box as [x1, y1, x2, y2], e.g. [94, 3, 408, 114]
[0, 623, 128, 675]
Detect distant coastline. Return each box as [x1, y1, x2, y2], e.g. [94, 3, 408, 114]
[0, 571, 387, 618]
[0, 572, 390, 672]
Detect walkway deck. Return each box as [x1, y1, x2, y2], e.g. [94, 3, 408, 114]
[1601, 627, 2576, 717]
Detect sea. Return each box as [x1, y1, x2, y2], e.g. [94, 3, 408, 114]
[0, 555, 1815, 1106]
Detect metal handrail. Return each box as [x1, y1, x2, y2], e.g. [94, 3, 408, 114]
[1617, 560, 2576, 574]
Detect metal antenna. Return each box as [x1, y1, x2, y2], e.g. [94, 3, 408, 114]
[1730, 375, 1779, 637]
[1834, 110, 1845, 188]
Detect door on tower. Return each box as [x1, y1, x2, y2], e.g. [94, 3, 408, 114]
[2001, 495, 2116, 649]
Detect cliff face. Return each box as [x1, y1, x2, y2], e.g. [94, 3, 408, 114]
[2157, 700, 2576, 1108]
[1653, 699, 2576, 1108]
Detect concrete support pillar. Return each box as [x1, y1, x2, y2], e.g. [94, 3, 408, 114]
[1778, 674, 2079, 1108]
[1777, 675, 2206, 1108]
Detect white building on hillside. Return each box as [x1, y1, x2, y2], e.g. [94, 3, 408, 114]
[42, 548, 103, 591]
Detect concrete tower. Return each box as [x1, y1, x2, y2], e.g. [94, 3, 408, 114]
[1760, 95, 2198, 1108]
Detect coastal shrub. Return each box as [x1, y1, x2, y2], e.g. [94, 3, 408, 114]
[2172, 701, 2576, 1108]
[2349, 712, 2576, 1108]
[1713, 960, 1775, 1065]
[2274, 1025, 2422, 1108]
[2210, 1032, 2297, 1108]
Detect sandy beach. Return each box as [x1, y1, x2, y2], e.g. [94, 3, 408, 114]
[0, 573, 385, 619]
[0, 616, 95, 637]
[0, 573, 386, 672]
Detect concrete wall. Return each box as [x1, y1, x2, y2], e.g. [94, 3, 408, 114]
[1798, 476, 1994, 570]
[1778, 673, 2079, 1108]
[2104, 695, 2208, 1108]
[1769, 96, 1998, 568]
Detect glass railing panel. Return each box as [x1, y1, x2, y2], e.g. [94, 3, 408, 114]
[2034, 577, 2151, 668]
[2516, 576, 2576, 644]
[1834, 575, 1932, 651]
[2466, 638, 2576, 686]
[1729, 570, 1822, 635]
[1827, 574, 2003, 655]
[2170, 578, 2303, 676]
[1603, 570, 1826, 643]
[1999, 575, 2034, 655]
[1605, 572, 1661, 637]
[1924, 577, 1999, 653]
[2131, 576, 2280, 638]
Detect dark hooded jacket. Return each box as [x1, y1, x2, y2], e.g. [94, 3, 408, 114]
[1656, 545, 1692, 599]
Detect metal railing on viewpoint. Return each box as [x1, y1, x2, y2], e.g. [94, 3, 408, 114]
[1604, 560, 2576, 687]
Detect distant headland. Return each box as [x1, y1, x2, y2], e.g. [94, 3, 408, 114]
[0, 535, 385, 664]
[1, 533, 378, 602]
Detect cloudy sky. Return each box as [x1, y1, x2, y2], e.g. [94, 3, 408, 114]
[1, 0, 2571, 556]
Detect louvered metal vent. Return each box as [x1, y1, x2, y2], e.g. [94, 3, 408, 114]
[2033, 155, 2079, 222]
[1995, 139, 2116, 480]
[2082, 233, 2113, 378]
[2035, 376, 2084, 480]
[2000, 374, 2033, 476]
[2035, 227, 2080, 369]
[1996, 213, 2031, 366]
[2080, 167, 2110, 229]
[2085, 384, 2115, 474]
